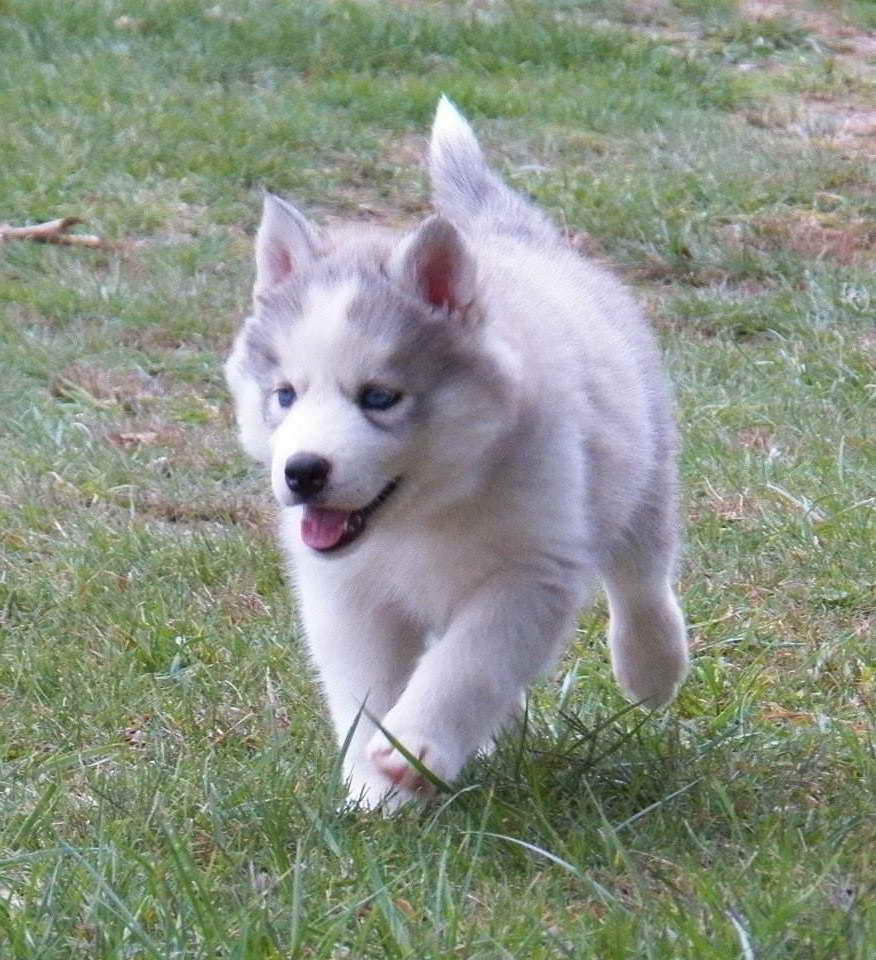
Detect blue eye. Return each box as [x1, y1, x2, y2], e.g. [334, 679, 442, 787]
[359, 385, 402, 411]
[276, 385, 297, 408]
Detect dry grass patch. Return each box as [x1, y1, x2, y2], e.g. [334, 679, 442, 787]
[736, 425, 783, 456]
[110, 488, 269, 528]
[750, 209, 876, 264]
[857, 327, 876, 357]
[782, 95, 876, 158]
[741, 0, 869, 36]
[739, 1, 876, 157]
[50, 361, 163, 411]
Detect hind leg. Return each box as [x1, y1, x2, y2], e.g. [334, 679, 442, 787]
[601, 502, 689, 709]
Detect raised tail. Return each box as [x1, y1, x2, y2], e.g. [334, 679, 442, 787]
[429, 96, 558, 244]
[429, 96, 494, 222]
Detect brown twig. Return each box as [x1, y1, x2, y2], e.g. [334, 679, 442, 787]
[0, 217, 104, 248]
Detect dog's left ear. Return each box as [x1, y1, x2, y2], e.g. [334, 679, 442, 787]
[254, 194, 321, 300]
[394, 216, 480, 322]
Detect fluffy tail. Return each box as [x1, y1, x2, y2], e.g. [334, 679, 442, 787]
[429, 96, 557, 244]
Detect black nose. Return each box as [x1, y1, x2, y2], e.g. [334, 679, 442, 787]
[284, 453, 331, 501]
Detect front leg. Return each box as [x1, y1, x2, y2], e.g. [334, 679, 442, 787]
[362, 574, 587, 810]
[297, 589, 424, 804]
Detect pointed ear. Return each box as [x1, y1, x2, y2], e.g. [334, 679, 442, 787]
[395, 216, 478, 317]
[254, 194, 320, 298]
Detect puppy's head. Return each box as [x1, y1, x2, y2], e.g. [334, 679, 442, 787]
[225, 195, 517, 554]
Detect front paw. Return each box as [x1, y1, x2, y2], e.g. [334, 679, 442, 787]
[346, 728, 462, 813]
[345, 765, 413, 814]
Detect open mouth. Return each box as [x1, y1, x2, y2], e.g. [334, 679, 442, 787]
[300, 478, 401, 553]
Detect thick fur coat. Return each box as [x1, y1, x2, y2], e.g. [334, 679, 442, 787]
[225, 98, 688, 809]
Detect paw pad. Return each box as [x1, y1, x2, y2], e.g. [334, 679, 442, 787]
[370, 742, 436, 796]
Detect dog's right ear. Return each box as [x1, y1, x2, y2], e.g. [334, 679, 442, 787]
[254, 194, 321, 299]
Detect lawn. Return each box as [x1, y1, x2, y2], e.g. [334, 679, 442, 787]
[1, 1, 874, 957]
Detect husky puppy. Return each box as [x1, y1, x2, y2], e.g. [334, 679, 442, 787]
[225, 97, 688, 810]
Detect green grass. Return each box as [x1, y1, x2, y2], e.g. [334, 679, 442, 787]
[844, 0, 876, 28]
[2, 1, 875, 957]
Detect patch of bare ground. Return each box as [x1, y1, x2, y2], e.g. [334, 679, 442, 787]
[220, 588, 273, 626]
[127, 199, 241, 247]
[320, 191, 411, 229]
[44, 467, 269, 529]
[383, 131, 427, 171]
[689, 480, 767, 526]
[616, 0, 676, 25]
[742, 1, 868, 39]
[788, 100, 876, 159]
[751, 210, 876, 264]
[707, 204, 876, 270]
[42, 362, 269, 529]
[857, 327, 876, 362]
[119, 490, 269, 528]
[104, 419, 217, 453]
[105, 417, 241, 467]
[742, 1, 876, 157]
[50, 362, 162, 412]
[320, 140, 429, 225]
[737, 426, 783, 458]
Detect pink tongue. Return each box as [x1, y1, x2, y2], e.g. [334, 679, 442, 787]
[301, 506, 352, 550]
